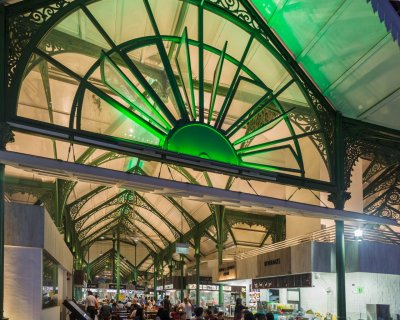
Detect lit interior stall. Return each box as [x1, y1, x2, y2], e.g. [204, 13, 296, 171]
[185, 276, 221, 308]
[216, 285, 247, 316]
[248, 232, 400, 320]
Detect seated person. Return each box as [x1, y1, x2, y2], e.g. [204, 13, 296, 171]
[117, 301, 125, 310]
[99, 303, 112, 320]
[204, 310, 216, 320]
[216, 312, 224, 320]
[128, 303, 140, 319]
[192, 307, 204, 320]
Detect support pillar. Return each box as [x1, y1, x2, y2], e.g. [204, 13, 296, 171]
[218, 284, 223, 306]
[112, 237, 116, 283]
[180, 256, 184, 302]
[194, 230, 201, 306]
[87, 248, 91, 283]
[0, 123, 15, 320]
[153, 256, 158, 301]
[195, 254, 200, 307]
[133, 245, 138, 284]
[336, 220, 346, 320]
[116, 232, 121, 299]
[328, 113, 350, 320]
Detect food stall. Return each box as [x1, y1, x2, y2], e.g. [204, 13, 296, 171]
[187, 283, 220, 308]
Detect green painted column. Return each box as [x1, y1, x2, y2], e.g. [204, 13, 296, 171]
[219, 284, 223, 306]
[116, 232, 121, 299]
[112, 237, 116, 283]
[194, 231, 201, 306]
[168, 265, 173, 280]
[153, 256, 158, 301]
[133, 243, 138, 284]
[195, 253, 200, 307]
[336, 220, 346, 319]
[180, 256, 184, 302]
[332, 113, 348, 320]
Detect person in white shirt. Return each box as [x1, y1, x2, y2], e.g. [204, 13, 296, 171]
[85, 291, 97, 319]
[179, 298, 193, 320]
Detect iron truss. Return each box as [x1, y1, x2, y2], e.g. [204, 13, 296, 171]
[343, 119, 400, 221]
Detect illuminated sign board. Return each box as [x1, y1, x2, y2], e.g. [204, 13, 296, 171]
[175, 243, 190, 254]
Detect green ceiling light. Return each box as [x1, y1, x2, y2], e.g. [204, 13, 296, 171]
[165, 123, 239, 165]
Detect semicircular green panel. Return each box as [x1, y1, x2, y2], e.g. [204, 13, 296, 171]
[165, 123, 239, 165]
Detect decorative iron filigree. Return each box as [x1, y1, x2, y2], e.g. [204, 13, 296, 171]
[364, 192, 400, 220]
[208, 0, 262, 34]
[246, 107, 279, 133]
[363, 158, 390, 183]
[298, 80, 335, 179]
[75, 190, 134, 230]
[7, 0, 74, 88]
[364, 165, 400, 199]
[289, 112, 328, 171]
[0, 123, 15, 148]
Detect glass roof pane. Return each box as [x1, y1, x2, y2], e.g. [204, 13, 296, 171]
[38, 8, 111, 75]
[325, 36, 400, 118]
[222, 76, 270, 132]
[297, 0, 388, 92]
[244, 41, 290, 91]
[267, 0, 344, 57]
[80, 90, 162, 145]
[148, 0, 198, 40]
[87, 0, 155, 45]
[128, 44, 181, 120]
[364, 93, 400, 129]
[204, 8, 251, 62]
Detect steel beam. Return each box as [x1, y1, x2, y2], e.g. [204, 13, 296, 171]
[0, 150, 397, 226]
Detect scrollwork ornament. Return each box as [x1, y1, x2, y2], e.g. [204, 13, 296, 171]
[208, 0, 262, 34]
[0, 123, 15, 149]
[7, 0, 74, 88]
[327, 191, 351, 210]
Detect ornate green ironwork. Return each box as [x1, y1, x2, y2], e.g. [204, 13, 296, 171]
[6, 0, 336, 188]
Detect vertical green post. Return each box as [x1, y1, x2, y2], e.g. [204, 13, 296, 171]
[87, 248, 90, 282]
[219, 285, 223, 306]
[112, 237, 116, 283]
[180, 255, 184, 302]
[133, 244, 138, 284]
[331, 113, 348, 320]
[336, 220, 346, 319]
[116, 232, 121, 299]
[194, 230, 201, 306]
[153, 256, 158, 301]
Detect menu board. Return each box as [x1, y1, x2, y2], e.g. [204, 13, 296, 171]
[109, 284, 127, 290]
[252, 273, 312, 289]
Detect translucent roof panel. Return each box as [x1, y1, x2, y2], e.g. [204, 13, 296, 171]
[251, 0, 400, 130]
